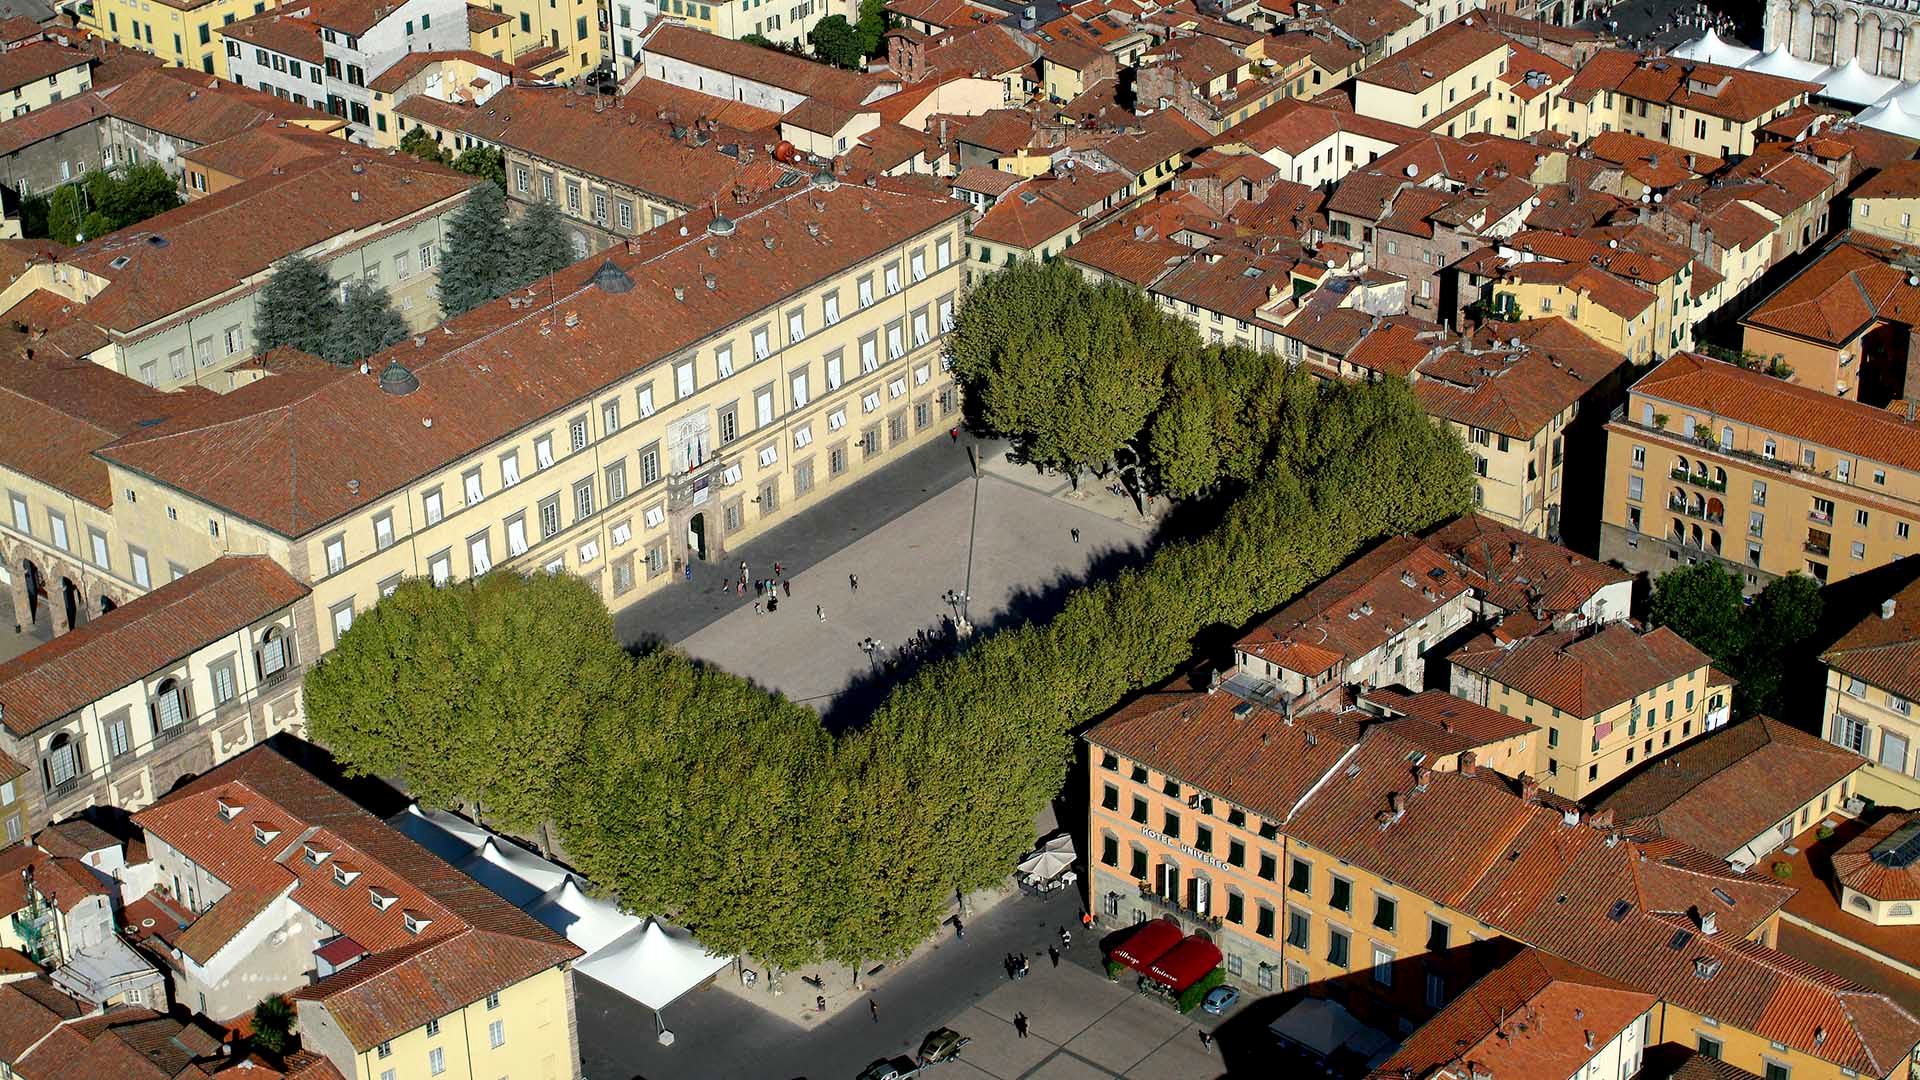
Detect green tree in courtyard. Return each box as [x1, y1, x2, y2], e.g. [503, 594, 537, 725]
[254, 254, 341, 358]
[323, 281, 409, 365]
[808, 15, 864, 68]
[250, 996, 296, 1055]
[437, 180, 513, 317]
[507, 200, 575, 289]
[399, 126, 451, 165]
[855, 0, 889, 56]
[1648, 563, 1823, 717]
[452, 145, 507, 191]
[1647, 561, 1749, 666]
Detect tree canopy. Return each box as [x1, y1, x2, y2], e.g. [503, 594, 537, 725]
[855, 0, 889, 55]
[34, 164, 183, 244]
[254, 255, 339, 359]
[808, 14, 864, 68]
[1647, 562, 1822, 716]
[399, 126, 450, 165]
[453, 146, 507, 191]
[437, 181, 513, 318]
[507, 200, 575, 289]
[323, 281, 409, 365]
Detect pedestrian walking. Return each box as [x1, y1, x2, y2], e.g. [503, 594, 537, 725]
[684, 564, 693, 581]
[753, 600, 762, 614]
[869, 999, 879, 1023]
[1059, 926, 1071, 949]
[1080, 910, 1094, 931]
[767, 594, 779, 613]
[954, 918, 965, 941]
[815, 995, 826, 1014]
[1047, 945, 1059, 968]
[949, 426, 959, 443]
[849, 573, 859, 591]
[1199, 1031, 1213, 1053]
[1003, 954, 1016, 979]
[774, 561, 783, 576]
[817, 605, 825, 622]
[1013, 1013, 1029, 1039]
[782, 579, 791, 598]
[1071, 527, 1080, 543]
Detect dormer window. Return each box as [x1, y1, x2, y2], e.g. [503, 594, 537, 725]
[333, 864, 361, 887]
[369, 887, 397, 911]
[218, 797, 243, 821]
[303, 844, 332, 866]
[253, 824, 280, 846]
[402, 910, 432, 935]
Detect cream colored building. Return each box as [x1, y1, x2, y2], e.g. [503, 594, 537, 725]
[83, 0, 260, 73]
[0, 148, 474, 391]
[74, 178, 963, 658]
[1553, 50, 1818, 159]
[1599, 352, 1920, 592]
[1449, 620, 1725, 799]
[1823, 579, 1920, 808]
[0, 44, 95, 117]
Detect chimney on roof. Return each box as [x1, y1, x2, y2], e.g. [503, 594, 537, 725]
[1884, 598, 1899, 620]
[1509, 541, 1521, 561]
[1413, 765, 1431, 791]
[1460, 751, 1477, 776]
[1699, 909, 1718, 935]
[1587, 808, 1614, 830]
[1583, 1031, 1594, 1051]
[673, 286, 686, 301]
[1520, 773, 1540, 803]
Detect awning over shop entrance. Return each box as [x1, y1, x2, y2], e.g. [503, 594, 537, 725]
[1145, 935, 1222, 992]
[1110, 918, 1182, 971]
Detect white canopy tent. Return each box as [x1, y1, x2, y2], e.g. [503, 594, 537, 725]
[1742, 46, 1830, 81]
[1820, 58, 1900, 106]
[1017, 835, 1076, 880]
[1878, 80, 1920, 114]
[1670, 28, 1758, 67]
[388, 804, 734, 1037]
[574, 919, 732, 1012]
[1856, 98, 1920, 139]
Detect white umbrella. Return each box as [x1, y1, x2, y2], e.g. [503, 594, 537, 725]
[1018, 835, 1077, 880]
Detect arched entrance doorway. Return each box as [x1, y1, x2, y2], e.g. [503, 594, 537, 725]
[688, 513, 708, 561]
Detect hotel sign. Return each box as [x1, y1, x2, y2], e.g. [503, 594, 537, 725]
[1139, 825, 1231, 871]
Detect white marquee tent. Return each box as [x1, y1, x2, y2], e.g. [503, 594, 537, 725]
[1669, 32, 1920, 138]
[393, 805, 732, 1026]
[1670, 28, 1759, 68]
[1742, 46, 1828, 81]
[1819, 58, 1899, 106]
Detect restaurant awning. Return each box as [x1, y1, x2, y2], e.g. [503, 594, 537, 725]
[1145, 935, 1223, 991]
[1110, 919, 1183, 971]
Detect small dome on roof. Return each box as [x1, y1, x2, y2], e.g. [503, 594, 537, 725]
[378, 359, 420, 396]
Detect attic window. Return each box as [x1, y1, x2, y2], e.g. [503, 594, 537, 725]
[253, 824, 280, 846]
[1607, 899, 1632, 922]
[333, 864, 361, 887]
[217, 798, 243, 821]
[1710, 887, 1736, 907]
[303, 844, 331, 866]
[109, 255, 131, 270]
[1668, 929, 1694, 950]
[402, 911, 432, 935]
[369, 887, 397, 911]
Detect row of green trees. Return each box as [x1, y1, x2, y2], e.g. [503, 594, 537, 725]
[22, 163, 184, 245]
[306, 263, 1475, 969]
[1647, 561, 1822, 717]
[949, 261, 1316, 499]
[805, 0, 889, 69]
[252, 183, 574, 365]
[398, 128, 509, 191]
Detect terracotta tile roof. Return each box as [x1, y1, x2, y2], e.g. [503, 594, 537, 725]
[134, 746, 580, 1049]
[1150, 241, 1302, 321]
[1853, 159, 1920, 199]
[1586, 130, 1720, 186]
[217, 9, 323, 63]
[64, 149, 471, 335]
[0, 343, 204, 506]
[1498, 42, 1572, 101]
[1226, 177, 1324, 238]
[466, 4, 510, 31]
[1357, 20, 1507, 94]
[1497, 258, 1656, 318]
[1426, 513, 1630, 617]
[950, 107, 1037, 155]
[1563, 50, 1819, 123]
[17, 1006, 233, 1080]
[0, 89, 104, 155]
[1740, 231, 1920, 345]
[1237, 535, 1472, 674]
[98, 182, 965, 539]
[1832, 811, 1920, 903]
[99, 67, 337, 144]
[951, 164, 1022, 197]
[34, 819, 120, 860]
[0, 40, 87, 94]
[1366, 948, 1652, 1080]
[365, 49, 520, 94]
[1592, 717, 1866, 860]
[0, 15, 40, 44]
[639, 22, 887, 107]
[1345, 319, 1434, 377]
[0, 556, 307, 737]
[1774, 815, 1920, 978]
[1629, 351, 1920, 473]
[924, 23, 1036, 79]
[1139, 31, 1243, 89]
[1320, 0, 1418, 45]
[402, 86, 782, 211]
[885, 0, 1001, 30]
[1412, 317, 1624, 438]
[1359, 687, 1538, 756]
[1519, 184, 1632, 233]
[177, 123, 343, 184]
[968, 175, 1091, 247]
[0, 979, 83, 1063]
[0, 845, 110, 914]
[619, 76, 783, 132]
[1449, 622, 1711, 719]
[1822, 575, 1920, 702]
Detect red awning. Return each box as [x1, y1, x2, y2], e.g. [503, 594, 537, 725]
[1110, 919, 1183, 972]
[314, 935, 365, 965]
[1146, 935, 1224, 992]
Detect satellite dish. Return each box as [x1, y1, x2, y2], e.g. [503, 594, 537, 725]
[1405, 163, 1419, 178]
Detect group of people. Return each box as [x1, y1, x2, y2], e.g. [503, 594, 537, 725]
[735, 561, 795, 615]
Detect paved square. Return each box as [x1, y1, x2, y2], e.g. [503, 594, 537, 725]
[947, 1004, 1060, 1079]
[976, 967, 1130, 1037]
[1025, 1055, 1122, 1080]
[669, 474, 1141, 712]
[1061, 995, 1192, 1075]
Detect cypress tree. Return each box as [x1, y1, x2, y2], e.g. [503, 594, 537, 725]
[324, 282, 409, 365]
[254, 254, 340, 357]
[437, 181, 511, 317]
[506, 200, 576, 290]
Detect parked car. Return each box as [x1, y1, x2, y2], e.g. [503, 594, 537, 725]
[1202, 986, 1242, 1015]
[918, 1027, 971, 1063]
[855, 1056, 921, 1080]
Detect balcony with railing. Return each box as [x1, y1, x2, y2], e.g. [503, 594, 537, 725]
[1667, 494, 1725, 524]
[1670, 465, 1727, 492]
[1137, 883, 1224, 930]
